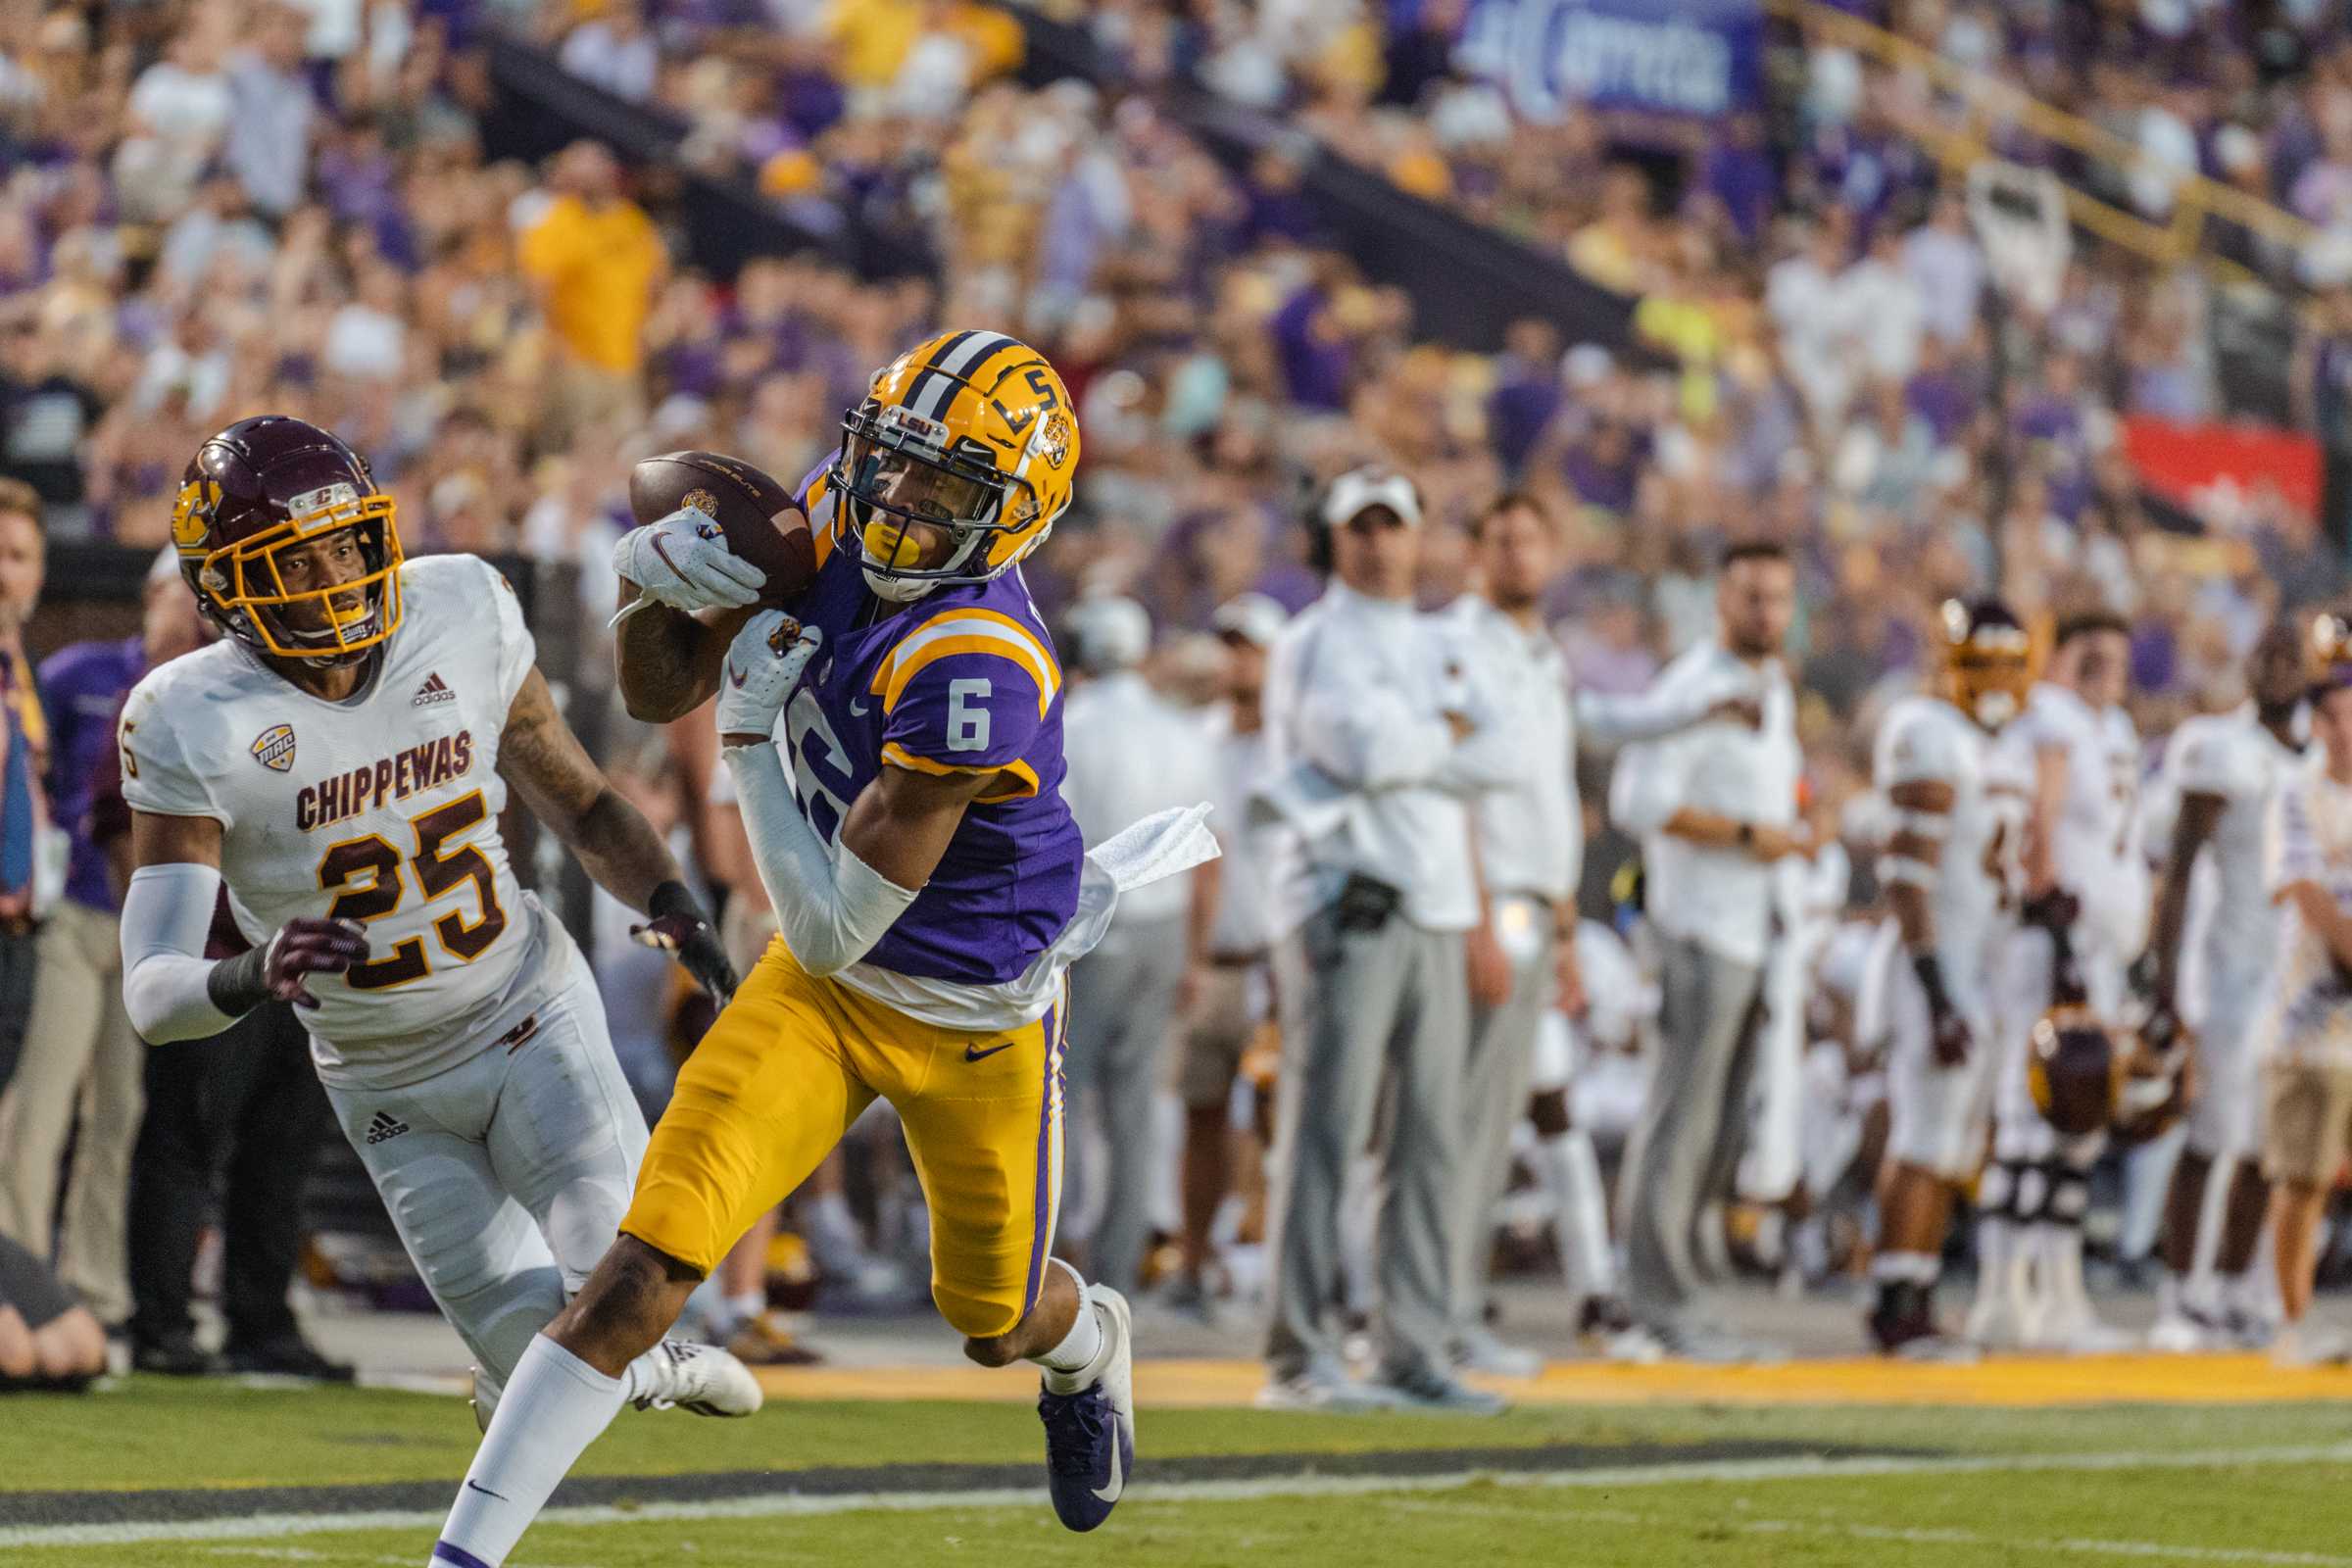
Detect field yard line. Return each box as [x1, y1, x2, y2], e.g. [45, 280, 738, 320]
[10, 1442, 2352, 1552]
[1387, 1495, 2352, 1567]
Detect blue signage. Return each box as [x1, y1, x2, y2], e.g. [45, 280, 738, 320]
[1456, 0, 1765, 121]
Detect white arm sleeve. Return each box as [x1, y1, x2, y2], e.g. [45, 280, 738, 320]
[120, 862, 239, 1044]
[721, 742, 920, 977]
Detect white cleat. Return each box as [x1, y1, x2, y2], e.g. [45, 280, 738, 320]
[2271, 1323, 2352, 1368]
[2147, 1311, 2210, 1354]
[1453, 1326, 1544, 1379]
[632, 1339, 763, 1417]
[2037, 1304, 2136, 1355]
[1597, 1324, 1666, 1365]
[1964, 1296, 2031, 1352]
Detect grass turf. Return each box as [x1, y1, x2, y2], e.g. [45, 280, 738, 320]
[6, 1379, 2352, 1493]
[7, 1455, 2352, 1567]
[6, 1383, 2352, 1567]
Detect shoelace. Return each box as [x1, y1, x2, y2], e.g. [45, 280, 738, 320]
[1038, 1390, 1109, 1477]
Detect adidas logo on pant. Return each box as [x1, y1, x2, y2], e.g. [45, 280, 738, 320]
[365, 1110, 411, 1145]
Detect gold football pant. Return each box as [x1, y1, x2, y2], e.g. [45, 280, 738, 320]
[622, 941, 1068, 1338]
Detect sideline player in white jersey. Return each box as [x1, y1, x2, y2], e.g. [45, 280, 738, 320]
[2139, 619, 2312, 1350]
[1974, 610, 2142, 1351]
[114, 416, 760, 1422]
[1866, 599, 2033, 1353]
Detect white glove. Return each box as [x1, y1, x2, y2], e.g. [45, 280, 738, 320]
[612, 506, 766, 616]
[717, 610, 823, 740]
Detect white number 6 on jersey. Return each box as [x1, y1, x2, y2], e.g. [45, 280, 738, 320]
[948, 678, 992, 753]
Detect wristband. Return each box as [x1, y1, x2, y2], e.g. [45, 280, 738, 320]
[1909, 949, 1953, 1015]
[649, 879, 703, 925]
[206, 942, 271, 1019]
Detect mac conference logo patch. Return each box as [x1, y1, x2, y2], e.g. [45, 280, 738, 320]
[251, 724, 296, 773]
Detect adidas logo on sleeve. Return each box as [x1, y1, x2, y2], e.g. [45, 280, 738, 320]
[365, 1110, 411, 1145]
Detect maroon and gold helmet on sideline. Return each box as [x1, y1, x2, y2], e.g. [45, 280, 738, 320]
[2027, 1004, 2119, 1139]
[171, 416, 405, 665]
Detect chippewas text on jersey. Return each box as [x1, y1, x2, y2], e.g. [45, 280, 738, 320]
[298, 729, 475, 832]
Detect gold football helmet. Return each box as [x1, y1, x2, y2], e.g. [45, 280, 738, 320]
[833, 329, 1079, 601]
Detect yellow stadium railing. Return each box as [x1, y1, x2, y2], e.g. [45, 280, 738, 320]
[1773, 0, 2319, 290]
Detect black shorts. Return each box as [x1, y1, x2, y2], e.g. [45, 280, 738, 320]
[0, 1230, 75, 1332]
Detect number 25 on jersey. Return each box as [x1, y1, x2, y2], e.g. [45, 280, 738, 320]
[316, 789, 507, 989]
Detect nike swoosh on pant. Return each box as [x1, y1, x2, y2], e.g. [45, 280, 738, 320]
[964, 1042, 1014, 1062]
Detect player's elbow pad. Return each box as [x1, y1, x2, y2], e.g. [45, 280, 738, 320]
[120, 862, 238, 1043]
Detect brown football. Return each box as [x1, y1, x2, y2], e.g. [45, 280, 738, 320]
[628, 450, 818, 607]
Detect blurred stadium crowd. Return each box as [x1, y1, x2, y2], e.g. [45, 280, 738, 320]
[4, 0, 2352, 1389]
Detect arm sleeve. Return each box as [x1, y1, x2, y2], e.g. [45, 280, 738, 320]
[720, 741, 920, 976]
[119, 861, 239, 1043]
[117, 687, 228, 826]
[1875, 710, 1960, 792]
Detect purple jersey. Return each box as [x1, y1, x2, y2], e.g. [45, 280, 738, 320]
[778, 470, 1083, 986]
[39, 635, 143, 912]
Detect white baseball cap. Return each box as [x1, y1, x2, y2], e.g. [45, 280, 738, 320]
[1064, 594, 1152, 672]
[1211, 591, 1289, 649]
[1321, 467, 1422, 530]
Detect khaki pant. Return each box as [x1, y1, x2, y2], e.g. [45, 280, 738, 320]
[2262, 1055, 2352, 1187]
[1175, 961, 1257, 1109]
[0, 902, 141, 1323]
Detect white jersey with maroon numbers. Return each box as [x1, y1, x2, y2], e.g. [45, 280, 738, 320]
[2014, 681, 2146, 960]
[1872, 694, 2028, 1001]
[120, 554, 560, 1091]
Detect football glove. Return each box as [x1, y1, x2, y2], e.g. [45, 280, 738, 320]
[2019, 886, 2081, 935]
[209, 918, 372, 1014]
[1911, 951, 1972, 1068]
[612, 506, 767, 616]
[716, 611, 823, 740]
[631, 880, 738, 1004]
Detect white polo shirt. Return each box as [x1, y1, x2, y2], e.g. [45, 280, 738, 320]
[2266, 761, 2352, 1066]
[1257, 582, 1512, 933]
[1606, 639, 1797, 968]
[1059, 668, 1216, 926]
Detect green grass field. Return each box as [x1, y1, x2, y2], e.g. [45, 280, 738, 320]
[4, 1380, 2351, 1567]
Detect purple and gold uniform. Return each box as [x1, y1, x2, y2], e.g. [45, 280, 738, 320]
[624, 459, 1087, 1337]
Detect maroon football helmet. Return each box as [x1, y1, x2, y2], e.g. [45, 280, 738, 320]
[2027, 1004, 2118, 1139]
[171, 416, 405, 665]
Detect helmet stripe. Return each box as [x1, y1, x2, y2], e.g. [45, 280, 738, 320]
[906, 330, 1015, 421]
